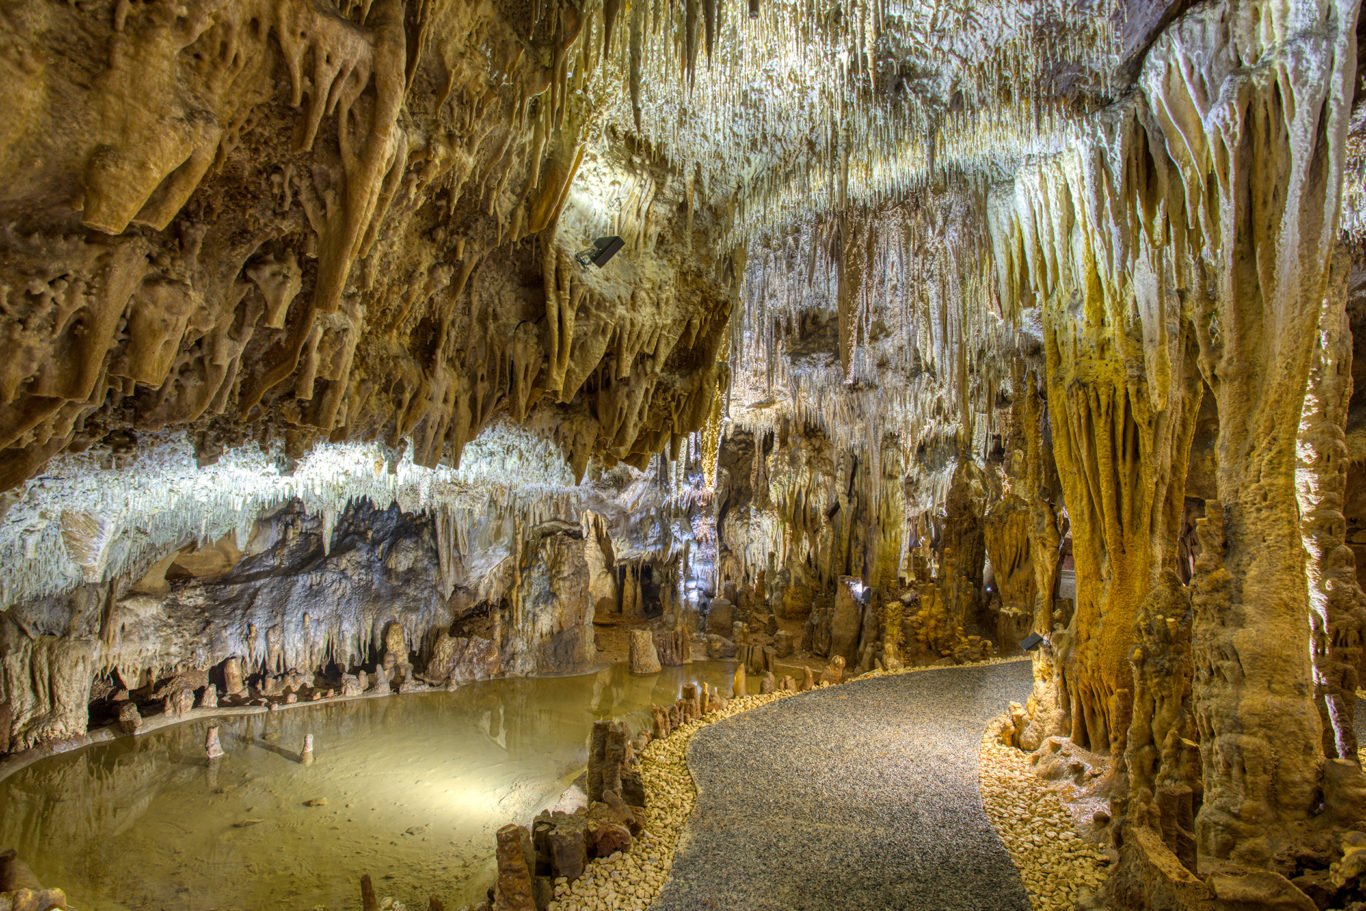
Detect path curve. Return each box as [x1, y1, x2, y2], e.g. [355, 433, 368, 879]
[651, 661, 1035, 911]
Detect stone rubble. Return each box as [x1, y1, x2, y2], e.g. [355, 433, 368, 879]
[979, 718, 1110, 911]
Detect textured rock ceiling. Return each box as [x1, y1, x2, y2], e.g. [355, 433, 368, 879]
[0, 0, 1134, 491]
[1, 0, 1363, 611]
[0, 0, 1143, 601]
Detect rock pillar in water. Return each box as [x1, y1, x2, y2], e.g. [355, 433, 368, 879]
[587, 720, 626, 802]
[628, 629, 661, 674]
[222, 656, 246, 697]
[732, 664, 747, 698]
[300, 733, 314, 766]
[493, 824, 536, 911]
[205, 724, 225, 760]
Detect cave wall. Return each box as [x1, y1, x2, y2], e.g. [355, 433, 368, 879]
[0, 497, 616, 753]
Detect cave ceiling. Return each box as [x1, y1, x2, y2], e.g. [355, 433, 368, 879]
[1, 0, 1364, 605]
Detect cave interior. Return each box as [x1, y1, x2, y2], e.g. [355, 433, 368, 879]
[1, 0, 1366, 909]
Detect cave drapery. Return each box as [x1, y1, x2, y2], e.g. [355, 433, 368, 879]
[3, 0, 1366, 908]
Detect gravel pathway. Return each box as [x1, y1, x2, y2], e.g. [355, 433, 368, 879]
[651, 661, 1035, 911]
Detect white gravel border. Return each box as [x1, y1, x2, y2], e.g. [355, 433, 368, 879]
[978, 722, 1109, 911]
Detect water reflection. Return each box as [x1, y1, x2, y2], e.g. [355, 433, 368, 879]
[0, 661, 736, 911]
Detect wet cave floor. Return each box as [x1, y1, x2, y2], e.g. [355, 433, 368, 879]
[0, 662, 739, 911]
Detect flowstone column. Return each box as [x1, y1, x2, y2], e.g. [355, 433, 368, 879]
[1296, 251, 1365, 762]
[994, 141, 1204, 758]
[1172, 1, 1360, 871]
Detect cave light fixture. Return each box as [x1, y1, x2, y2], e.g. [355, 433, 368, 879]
[575, 236, 625, 269]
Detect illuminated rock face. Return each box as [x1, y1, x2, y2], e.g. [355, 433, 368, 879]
[2, 0, 1366, 908]
[0, 0, 733, 492]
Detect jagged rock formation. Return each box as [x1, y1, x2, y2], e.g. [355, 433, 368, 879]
[4, 0, 1366, 909]
[0, 0, 732, 492]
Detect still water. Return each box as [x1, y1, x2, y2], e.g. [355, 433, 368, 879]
[0, 661, 737, 911]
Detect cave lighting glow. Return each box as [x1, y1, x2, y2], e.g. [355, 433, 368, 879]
[0, 422, 581, 610]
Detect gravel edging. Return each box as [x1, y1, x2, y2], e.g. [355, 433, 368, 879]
[978, 724, 1109, 910]
[549, 689, 799, 911]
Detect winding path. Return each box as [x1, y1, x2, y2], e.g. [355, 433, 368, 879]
[652, 661, 1035, 911]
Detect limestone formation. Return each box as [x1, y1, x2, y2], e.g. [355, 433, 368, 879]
[0, 849, 66, 911]
[116, 702, 141, 736]
[818, 656, 845, 687]
[0, 0, 1364, 908]
[627, 630, 661, 675]
[731, 665, 746, 699]
[222, 658, 247, 699]
[205, 725, 225, 761]
[493, 825, 536, 911]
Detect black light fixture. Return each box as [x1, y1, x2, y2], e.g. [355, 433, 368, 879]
[1020, 632, 1047, 652]
[575, 236, 625, 268]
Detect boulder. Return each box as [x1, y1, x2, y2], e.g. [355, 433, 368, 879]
[587, 821, 632, 858]
[819, 655, 845, 686]
[162, 682, 194, 719]
[706, 634, 736, 659]
[117, 702, 141, 735]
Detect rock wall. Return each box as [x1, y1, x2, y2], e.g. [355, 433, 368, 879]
[0, 497, 612, 753]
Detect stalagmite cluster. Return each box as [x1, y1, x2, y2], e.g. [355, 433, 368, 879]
[4, 0, 1366, 908]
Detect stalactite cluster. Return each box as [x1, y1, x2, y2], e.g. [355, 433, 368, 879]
[5, 0, 1366, 908]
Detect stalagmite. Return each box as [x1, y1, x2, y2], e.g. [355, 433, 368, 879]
[628, 630, 662, 675]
